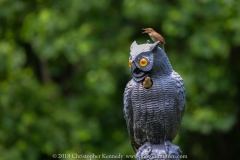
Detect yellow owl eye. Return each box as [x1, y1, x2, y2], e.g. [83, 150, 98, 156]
[139, 58, 148, 67]
[128, 60, 132, 67]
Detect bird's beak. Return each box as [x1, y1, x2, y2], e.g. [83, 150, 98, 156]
[142, 28, 147, 34]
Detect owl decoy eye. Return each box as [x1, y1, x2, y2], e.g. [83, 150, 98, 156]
[139, 58, 148, 67]
[128, 60, 132, 67]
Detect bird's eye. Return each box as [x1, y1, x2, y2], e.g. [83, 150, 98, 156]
[139, 58, 148, 67]
[128, 60, 132, 67]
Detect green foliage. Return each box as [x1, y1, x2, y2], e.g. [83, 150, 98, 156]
[0, 0, 240, 160]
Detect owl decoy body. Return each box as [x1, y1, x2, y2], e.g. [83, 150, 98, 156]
[123, 41, 186, 154]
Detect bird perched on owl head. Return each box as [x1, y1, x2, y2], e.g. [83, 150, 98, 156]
[142, 28, 166, 51]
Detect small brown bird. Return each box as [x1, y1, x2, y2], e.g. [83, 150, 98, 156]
[142, 28, 166, 51]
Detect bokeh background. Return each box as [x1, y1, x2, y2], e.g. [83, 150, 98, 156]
[0, 0, 240, 160]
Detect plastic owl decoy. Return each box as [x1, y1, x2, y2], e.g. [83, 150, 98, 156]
[123, 41, 186, 158]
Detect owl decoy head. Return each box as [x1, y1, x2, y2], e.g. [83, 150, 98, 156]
[129, 41, 172, 83]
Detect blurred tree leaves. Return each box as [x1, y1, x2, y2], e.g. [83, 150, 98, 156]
[0, 0, 240, 160]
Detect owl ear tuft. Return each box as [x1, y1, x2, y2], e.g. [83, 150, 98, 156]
[130, 41, 138, 51]
[149, 41, 160, 52]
